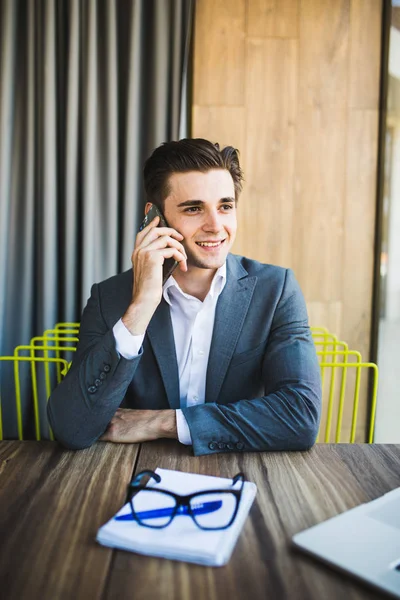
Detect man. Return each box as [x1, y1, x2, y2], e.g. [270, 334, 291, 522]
[48, 138, 321, 455]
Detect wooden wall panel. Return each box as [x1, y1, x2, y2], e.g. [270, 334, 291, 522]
[192, 106, 246, 153]
[349, 0, 383, 109]
[246, 0, 298, 38]
[193, 0, 246, 106]
[237, 38, 297, 266]
[292, 106, 346, 301]
[342, 111, 379, 352]
[307, 302, 342, 336]
[192, 0, 383, 441]
[298, 0, 350, 108]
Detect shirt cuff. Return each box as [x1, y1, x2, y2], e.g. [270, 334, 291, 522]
[176, 409, 192, 445]
[113, 318, 145, 360]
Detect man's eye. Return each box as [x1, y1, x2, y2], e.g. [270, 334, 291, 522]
[184, 207, 201, 213]
[221, 204, 234, 211]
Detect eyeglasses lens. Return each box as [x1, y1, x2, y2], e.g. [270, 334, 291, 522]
[131, 490, 177, 527]
[190, 492, 237, 529]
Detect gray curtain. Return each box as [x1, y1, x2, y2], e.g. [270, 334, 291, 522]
[0, 0, 194, 437]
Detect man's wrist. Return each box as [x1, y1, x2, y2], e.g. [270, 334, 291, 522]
[121, 301, 152, 335]
[155, 410, 177, 439]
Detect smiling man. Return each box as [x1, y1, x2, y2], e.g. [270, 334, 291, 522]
[48, 138, 322, 454]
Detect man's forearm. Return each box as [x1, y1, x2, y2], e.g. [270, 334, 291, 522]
[47, 328, 142, 450]
[182, 384, 321, 456]
[156, 409, 178, 439]
[100, 408, 178, 444]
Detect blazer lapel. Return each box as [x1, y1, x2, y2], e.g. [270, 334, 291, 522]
[205, 256, 257, 403]
[146, 299, 180, 409]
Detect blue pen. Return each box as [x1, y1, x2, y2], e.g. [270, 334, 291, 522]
[115, 500, 222, 521]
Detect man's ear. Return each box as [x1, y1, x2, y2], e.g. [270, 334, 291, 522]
[144, 202, 153, 215]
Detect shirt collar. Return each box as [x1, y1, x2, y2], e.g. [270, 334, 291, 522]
[163, 263, 227, 306]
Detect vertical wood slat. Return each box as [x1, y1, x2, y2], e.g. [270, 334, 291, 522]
[247, 0, 299, 38]
[342, 110, 379, 354]
[193, 0, 246, 106]
[349, 0, 383, 109]
[235, 38, 297, 266]
[292, 105, 347, 301]
[293, 0, 350, 301]
[192, 106, 246, 154]
[297, 0, 350, 109]
[307, 302, 342, 337]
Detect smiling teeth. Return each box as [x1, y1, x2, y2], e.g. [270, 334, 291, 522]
[197, 241, 222, 247]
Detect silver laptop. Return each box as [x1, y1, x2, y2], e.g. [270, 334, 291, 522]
[292, 487, 400, 598]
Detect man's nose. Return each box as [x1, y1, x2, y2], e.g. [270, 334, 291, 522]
[202, 209, 221, 232]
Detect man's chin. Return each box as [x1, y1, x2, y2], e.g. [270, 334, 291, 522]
[183, 242, 232, 271]
[186, 254, 227, 271]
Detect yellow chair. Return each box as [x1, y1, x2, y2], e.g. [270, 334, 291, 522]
[316, 348, 378, 444]
[0, 353, 69, 441]
[32, 330, 79, 380]
[310, 327, 378, 443]
[310, 326, 331, 335]
[0, 323, 79, 440]
[54, 322, 80, 332]
[0, 324, 81, 441]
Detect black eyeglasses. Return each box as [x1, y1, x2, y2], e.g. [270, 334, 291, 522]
[116, 470, 245, 530]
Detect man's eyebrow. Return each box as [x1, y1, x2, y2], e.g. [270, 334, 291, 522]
[176, 197, 235, 207]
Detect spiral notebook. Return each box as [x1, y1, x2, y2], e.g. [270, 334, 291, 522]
[97, 468, 257, 566]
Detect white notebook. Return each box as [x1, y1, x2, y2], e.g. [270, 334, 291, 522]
[97, 468, 257, 566]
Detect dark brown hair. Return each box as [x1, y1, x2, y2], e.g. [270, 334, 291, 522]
[143, 138, 244, 208]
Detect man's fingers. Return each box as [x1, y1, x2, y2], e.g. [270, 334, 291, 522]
[158, 247, 187, 269]
[137, 235, 187, 258]
[136, 215, 160, 244]
[137, 223, 184, 249]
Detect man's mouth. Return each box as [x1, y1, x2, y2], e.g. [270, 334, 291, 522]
[195, 239, 225, 248]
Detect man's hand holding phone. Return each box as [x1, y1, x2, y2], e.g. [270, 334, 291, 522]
[121, 210, 187, 336]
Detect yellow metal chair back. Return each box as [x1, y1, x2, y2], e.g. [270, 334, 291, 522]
[0, 324, 81, 441]
[0, 323, 81, 441]
[0, 354, 69, 441]
[32, 330, 79, 382]
[316, 349, 378, 444]
[54, 322, 80, 332]
[311, 327, 378, 444]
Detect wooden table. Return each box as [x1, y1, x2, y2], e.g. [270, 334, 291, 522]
[1, 441, 399, 600]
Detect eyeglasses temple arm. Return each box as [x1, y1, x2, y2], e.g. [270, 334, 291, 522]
[231, 472, 245, 487]
[130, 469, 161, 487]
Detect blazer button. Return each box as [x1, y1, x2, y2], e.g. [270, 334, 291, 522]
[99, 372, 106, 380]
[236, 442, 244, 450]
[218, 442, 226, 450]
[94, 378, 102, 387]
[208, 441, 218, 450]
[227, 443, 234, 450]
[88, 385, 97, 394]
[103, 364, 111, 373]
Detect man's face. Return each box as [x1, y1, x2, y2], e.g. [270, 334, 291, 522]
[162, 169, 237, 272]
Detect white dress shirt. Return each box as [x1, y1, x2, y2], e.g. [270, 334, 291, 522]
[112, 264, 227, 445]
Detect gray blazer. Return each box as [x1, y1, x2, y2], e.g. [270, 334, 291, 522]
[48, 254, 322, 455]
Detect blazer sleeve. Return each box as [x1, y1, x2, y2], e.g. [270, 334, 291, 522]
[182, 269, 322, 456]
[47, 283, 141, 449]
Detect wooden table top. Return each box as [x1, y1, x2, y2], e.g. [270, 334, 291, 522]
[1, 441, 399, 600]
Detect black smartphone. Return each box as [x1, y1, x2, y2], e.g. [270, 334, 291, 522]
[138, 204, 179, 284]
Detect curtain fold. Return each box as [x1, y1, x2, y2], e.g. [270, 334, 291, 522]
[0, 0, 194, 438]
